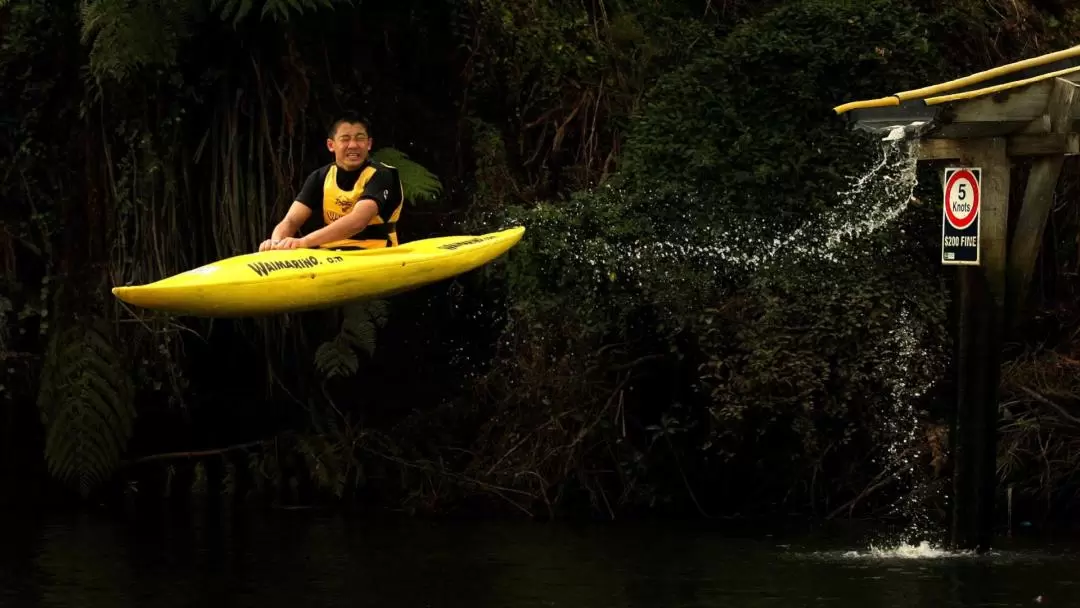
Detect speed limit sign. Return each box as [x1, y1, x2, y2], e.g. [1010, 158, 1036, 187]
[941, 167, 981, 265]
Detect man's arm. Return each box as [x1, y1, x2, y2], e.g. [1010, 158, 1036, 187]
[362, 165, 403, 215]
[265, 201, 312, 241]
[298, 166, 399, 248]
[259, 168, 320, 251]
[299, 199, 379, 248]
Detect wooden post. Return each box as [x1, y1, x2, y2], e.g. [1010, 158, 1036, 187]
[947, 138, 1009, 553]
[839, 61, 1080, 554]
[942, 80, 1078, 552]
[1007, 79, 1080, 324]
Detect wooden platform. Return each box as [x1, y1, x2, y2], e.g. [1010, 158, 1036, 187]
[832, 44, 1080, 553]
[833, 45, 1080, 153]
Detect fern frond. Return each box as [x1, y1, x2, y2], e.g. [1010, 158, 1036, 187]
[0, 296, 11, 354]
[359, 300, 390, 326]
[341, 319, 375, 356]
[79, 0, 356, 79]
[314, 300, 390, 379]
[295, 433, 352, 497]
[79, 0, 191, 81]
[209, 0, 356, 25]
[372, 147, 444, 204]
[208, 0, 253, 22]
[314, 338, 359, 379]
[342, 300, 388, 355]
[37, 318, 135, 497]
[191, 461, 207, 494]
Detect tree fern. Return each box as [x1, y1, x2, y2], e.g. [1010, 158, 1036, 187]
[210, 0, 357, 24]
[0, 296, 11, 354]
[295, 432, 359, 497]
[314, 300, 389, 379]
[372, 147, 444, 204]
[79, 0, 192, 81]
[79, 0, 358, 80]
[36, 317, 135, 497]
[314, 339, 359, 379]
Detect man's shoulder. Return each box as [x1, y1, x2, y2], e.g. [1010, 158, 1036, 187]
[369, 159, 399, 174]
[294, 164, 333, 206]
[308, 163, 333, 178]
[368, 161, 401, 188]
[299, 164, 333, 185]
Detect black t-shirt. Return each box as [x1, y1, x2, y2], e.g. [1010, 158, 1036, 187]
[294, 160, 402, 222]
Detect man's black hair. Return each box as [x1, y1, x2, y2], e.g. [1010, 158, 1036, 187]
[328, 113, 371, 138]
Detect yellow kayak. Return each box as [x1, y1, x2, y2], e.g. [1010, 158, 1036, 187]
[112, 226, 525, 316]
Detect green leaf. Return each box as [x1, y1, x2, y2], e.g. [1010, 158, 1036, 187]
[371, 147, 444, 204]
[314, 300, 390, 379]
[314, 338, 359, 379]
[210, 0, 356, 25]
[36, 317, 135, 498]
[80, 0, 359, 80]
[78, 0, 199, 81]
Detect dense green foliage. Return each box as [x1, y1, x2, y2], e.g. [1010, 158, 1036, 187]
[5, 0, 1080, 530]
[483, 0, 957, 514]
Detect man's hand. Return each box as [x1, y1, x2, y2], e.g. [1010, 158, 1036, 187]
[257, 201, 313, 252]
[272, 237, 308, 250]
[257, 236, 309, 251]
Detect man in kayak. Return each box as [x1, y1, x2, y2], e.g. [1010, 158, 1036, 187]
[259, 113, 404, 251]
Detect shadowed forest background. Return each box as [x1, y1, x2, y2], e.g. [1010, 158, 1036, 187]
[5, 0, 1080, 529]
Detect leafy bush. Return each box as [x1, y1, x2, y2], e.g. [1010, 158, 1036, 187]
[620, 0, 951, 225]
[475, 0, 962, 513]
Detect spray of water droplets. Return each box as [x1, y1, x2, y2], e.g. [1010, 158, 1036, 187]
[464, 135, 950, 551]
[478, 137, 924, 288]
[872, 304, 948, 551]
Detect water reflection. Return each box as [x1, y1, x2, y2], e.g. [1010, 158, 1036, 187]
[0, 511, 1077, 607]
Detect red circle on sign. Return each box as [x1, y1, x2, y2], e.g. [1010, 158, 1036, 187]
[944, 169, 979, 229]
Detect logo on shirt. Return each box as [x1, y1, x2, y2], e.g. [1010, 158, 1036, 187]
[336, 196, 356, 213]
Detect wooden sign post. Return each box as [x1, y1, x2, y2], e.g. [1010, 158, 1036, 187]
[937, 141, 1009, 554]
[835, 48, 1080, 553]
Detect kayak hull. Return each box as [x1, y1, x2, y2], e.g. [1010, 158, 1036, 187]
[111, 226, 525, 316]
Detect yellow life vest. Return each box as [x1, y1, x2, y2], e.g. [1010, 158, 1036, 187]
[318, 163, 403, 249]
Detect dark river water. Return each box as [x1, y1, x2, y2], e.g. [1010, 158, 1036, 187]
[0, 508, 1076, 607]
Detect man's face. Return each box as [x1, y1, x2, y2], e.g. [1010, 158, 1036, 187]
[327, 122, 372, 170]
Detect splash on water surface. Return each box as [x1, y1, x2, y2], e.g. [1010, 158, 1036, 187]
[842, 540, 960, 560]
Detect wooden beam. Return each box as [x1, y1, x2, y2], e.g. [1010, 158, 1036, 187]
[930, 119, 1062, 139]
[1023, 114, 1054, 134]
[917, 133, 1079, 160]
[946, 72, 1080, 124]
[1023, 114, 1049, 134]
[1007, 78, 1080, 324]
[1010, 133, 1080, 155]
[932, 121, 1036, 139]
[916, 73, 1080, 138]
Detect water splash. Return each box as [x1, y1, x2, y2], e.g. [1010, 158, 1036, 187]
[461, 134, 943, 549]
[750, 137, 922, 268]
[548, 137, 922, 277]
[833, 542, 972, 561]
[796, 539, 1059, 563]
[874, 303, 945, 548]
[843, 540, 961, 560]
